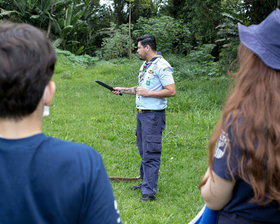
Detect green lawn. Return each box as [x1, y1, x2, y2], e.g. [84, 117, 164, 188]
[43, 55, 231, 223]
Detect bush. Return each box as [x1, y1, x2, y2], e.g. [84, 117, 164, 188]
[97, 16, 194, 60]
[133, 16, 192, 55]
[56, 48, 99, 66]
[97, 23, 134, 60]
[166, 44, 221, 79]
[217, 39, 239, 74]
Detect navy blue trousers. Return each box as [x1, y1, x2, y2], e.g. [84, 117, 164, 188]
[136, 110, 166, 196]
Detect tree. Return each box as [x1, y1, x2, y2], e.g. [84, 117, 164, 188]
[159, 0, 223, 46]
[133, 16, 192, 55]
[130, 0, 156, 23]
[184, 0, 222, 45]
[243, 0, 279, 24]
[113, 0, 127, 26]
[160, 0, 186, 19]
[0, 0, 61, 28]
[127, 0, 133, 60]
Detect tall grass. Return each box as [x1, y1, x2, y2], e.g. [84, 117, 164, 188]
[43, 55, 232, 223]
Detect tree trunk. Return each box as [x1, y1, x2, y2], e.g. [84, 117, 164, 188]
[47, 0, 55, 38]
[128, 2, 132, 60]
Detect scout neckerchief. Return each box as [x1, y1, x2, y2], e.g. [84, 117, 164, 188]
[138, 54, 162, 86]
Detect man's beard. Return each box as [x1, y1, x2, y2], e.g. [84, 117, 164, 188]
[138, 54, 146, 61]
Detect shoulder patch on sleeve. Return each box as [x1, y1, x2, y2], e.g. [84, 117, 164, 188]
[163, 67, 173, 73]
[214, 130, 228, 159]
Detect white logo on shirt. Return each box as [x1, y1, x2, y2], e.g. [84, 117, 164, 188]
[214, 130, 228, 159]
[114, 200, 121, 223]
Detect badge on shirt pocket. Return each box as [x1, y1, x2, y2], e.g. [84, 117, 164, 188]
[146, 80, 150, 86]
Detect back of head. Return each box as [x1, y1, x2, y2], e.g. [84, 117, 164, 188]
[0, 22, 57, 119]
[137, 34, 157, 51]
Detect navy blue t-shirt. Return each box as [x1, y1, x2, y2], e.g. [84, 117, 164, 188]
[212, 127, 280, 223]
[0, 134, 121, 224]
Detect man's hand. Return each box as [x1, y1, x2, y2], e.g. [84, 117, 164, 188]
[136, 87, 150, 96]
[112, 87, 122, 95]
[136, 84, 176, 98]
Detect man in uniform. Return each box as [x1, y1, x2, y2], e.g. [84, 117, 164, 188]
[113, 34, 176, 202]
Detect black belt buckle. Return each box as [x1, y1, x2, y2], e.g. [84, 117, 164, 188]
[137, 109, 164, 113]
[137, 109, 145, 113]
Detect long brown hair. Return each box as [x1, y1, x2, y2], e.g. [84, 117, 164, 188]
[201, 43, 280, 205]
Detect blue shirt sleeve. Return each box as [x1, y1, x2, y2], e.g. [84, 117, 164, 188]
[157, 66, 174, 86]
[212, 128, 240, 181]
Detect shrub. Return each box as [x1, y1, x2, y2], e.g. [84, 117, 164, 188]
[97, 16, 192, 60]
[97, 23, 134, 60]
[217, 39, 239, 74]
[133, 16, 192, 55]
[56, 48, 99, 66]
[167, 44, 221, 79]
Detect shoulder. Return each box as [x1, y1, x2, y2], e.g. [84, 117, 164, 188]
[43, 135, 95, 151]
[156, 57, 172, 68]
[155, 57, 173, 75]
[41, 135, 102, 165]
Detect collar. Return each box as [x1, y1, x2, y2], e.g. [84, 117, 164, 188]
[144, 54, 162, 66]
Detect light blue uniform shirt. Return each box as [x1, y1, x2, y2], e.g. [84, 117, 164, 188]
[136, 56, 174, 110]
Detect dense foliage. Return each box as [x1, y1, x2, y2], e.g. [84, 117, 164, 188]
[0, 0, 279, 74]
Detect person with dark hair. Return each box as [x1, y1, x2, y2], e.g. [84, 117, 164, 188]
[199, 9, 280, 224]
[112, 34, 176, 202]
[0, 22, 121, 224]
[136, 34, 157, 51]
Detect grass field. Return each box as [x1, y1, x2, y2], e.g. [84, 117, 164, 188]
[43, 55, 232, 223]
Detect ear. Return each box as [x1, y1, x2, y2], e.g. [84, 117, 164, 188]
[145, 44, 151, 51]
[44, 81, 56, 106]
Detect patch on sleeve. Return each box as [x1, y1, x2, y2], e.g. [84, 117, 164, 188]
[163, 67, 173, 72]
[214, 130, 228, 159]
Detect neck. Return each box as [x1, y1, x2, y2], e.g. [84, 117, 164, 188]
[146, 51, 158, 62]
[0, 109, 43, 139]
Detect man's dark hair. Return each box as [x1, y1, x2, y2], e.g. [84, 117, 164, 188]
[137, 34, 157, 51]
[0, 22, 57, 119]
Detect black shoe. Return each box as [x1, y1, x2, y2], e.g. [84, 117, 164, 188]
[130, 183, 142, 190]
[140, 194, 155, 202]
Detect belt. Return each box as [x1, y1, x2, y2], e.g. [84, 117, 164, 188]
[137, 109, 165, 113]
